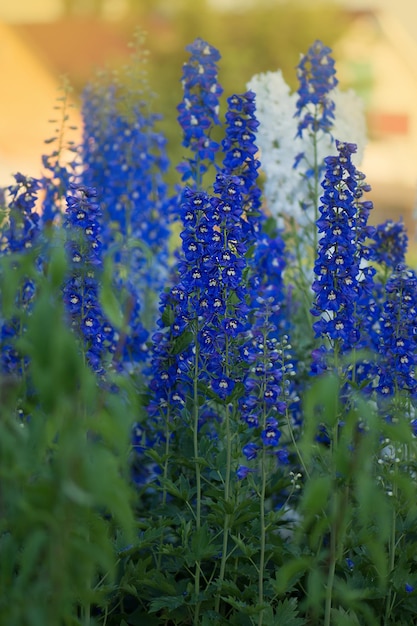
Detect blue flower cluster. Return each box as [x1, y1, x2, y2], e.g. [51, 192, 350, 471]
[2, 173, 41, 253]
[376, 264, 417, 400]
[177, 38, 223, 185]
[0, 174, 42, 376]
[295, 39, 338, 137]
[63, 183, 117, 373]
[237, 299, 292, 480]
[370, 218, 408, 269]
[311, 142, 363, 356]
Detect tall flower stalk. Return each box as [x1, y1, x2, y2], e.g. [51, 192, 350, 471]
[63, 184, 116, 373]
[177, 38, 223, 189]
[0, 174, 42, 384]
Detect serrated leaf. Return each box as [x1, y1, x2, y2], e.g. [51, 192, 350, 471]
[273, 556, 312, 594]
[273, 598, 304, 626]
[149, 594, 187, 613]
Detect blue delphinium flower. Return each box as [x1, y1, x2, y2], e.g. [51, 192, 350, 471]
[376, 264, 417, 401]
[237, 298, 293, 477]
[177, 38, 223, 186]
[311, 142, 362, 360]
[146, 188, 213, 424]
[81, 50, 172, 350]
[293, 40, 339, 253]
[63, 183, 117, 373]
[310, 141, 377, 382]
[370, 219, 408, 270]
[295, 39, 338, 138]
[221, 91, 262, 236]
[2, 173, 41, 253]
[0, 173, 42, 377]
[236, 465, 254, 480]
[145, 91, 263, 485]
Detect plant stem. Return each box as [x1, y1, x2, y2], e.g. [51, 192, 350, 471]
[215, 401, 232, 615]
[156, 408, 171, 571]
[193, 339, 202, 626]
[324, 522, 337, 626]
[215, 333, 233, 616]
[258, 444, 267, 626]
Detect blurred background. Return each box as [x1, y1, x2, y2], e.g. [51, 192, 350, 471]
[1, 0, 417, 242]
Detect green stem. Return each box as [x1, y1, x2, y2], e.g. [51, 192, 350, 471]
[215, 401, 232, 615]
[258, 444, 267, 626]
[384, 470, 398, 625]
[193, 340, 202, 626]
[324, 364, 341, 626]
[156, 408, 171, 571]
[324, 522, 337, 626]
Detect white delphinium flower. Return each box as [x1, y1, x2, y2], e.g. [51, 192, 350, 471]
[247, 73, 367, 229]
[247, 70, 303, 228]
[330, 88, 367, 164]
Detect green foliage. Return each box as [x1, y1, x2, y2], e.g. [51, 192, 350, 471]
[0, 240, 136, 625]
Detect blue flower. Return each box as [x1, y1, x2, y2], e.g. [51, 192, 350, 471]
[261, 417, 281, 447]
[370, 219, 408, 269]
[220, 91, 262, 245]
[0, 174, 43, 376]
[376, 264, 417, 399]
[63, 184, 116, 373]
[311, 141, 375, 369]
[346, 558, 355, 571]
[81, 65, 172, 358]
[2, 173, 41, 253]
[295, 40, 338, 137]
[237, 465, 254, 480]
[177, 38, 223, 185]
[243, 442, 259, 461]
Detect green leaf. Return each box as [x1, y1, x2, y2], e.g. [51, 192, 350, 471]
[100, 257, 126, 330]
[161, 304, 175, 327]
[190, 524, 217, 561]
[300, 474, 332, 519]
[272, 598, 304, 626]
[171, 330, 193, 355]
[273, 556, 313, 594]
[149, 594, 187, 613]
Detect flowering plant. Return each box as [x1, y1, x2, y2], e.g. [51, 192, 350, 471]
[0, 34, 416, 626]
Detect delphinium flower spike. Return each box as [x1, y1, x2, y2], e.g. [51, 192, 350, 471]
[294, 39, 339, 261]
[63, 183, 117, 374]
[0, 174, 42, 377]
[221, 91, 262, 238]
[81, 45, 172, 346]
[177, 38, 223, 187]
[295, 39, 338, 138]
[311, 141, 371, 373]
[247, 39, 366, 241]
[376, 264, 417, 403]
